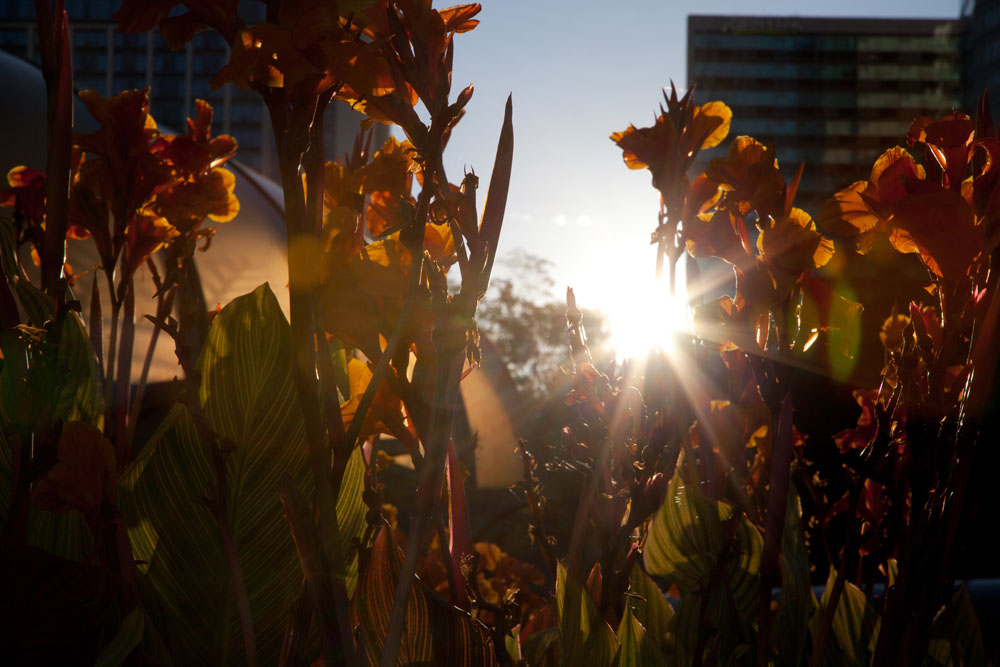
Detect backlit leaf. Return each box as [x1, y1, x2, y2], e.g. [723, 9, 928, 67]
[926, 585, 987, 667]
[770, 487, 815, 665]
[555, 562, 618, 667]
[615, 605, 668, 667]
[94, 608, 145, 667]
[120, 284, 312, 666]
[353, 525, 499, 666]
[626, 566, 674, 655]
[809, 569, 878, 667]
[644, 469, 762, 630]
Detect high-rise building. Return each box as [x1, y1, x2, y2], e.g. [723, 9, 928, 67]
[687, 15, 962, 209]
[0, 0, 384, 181]
[962, 0, 1000, 117]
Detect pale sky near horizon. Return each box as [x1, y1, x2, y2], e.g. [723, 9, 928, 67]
[439, 0, 962, 315]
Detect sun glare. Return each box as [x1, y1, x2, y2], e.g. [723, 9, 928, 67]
[589, 261, 692, 361]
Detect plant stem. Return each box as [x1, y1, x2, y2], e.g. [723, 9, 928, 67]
[36, 0, 73, 294]
[269, 92, 358, 665]
[755, 394, 794, 667]
[380, 348, 465, 667]
[113, 279, 135, 466]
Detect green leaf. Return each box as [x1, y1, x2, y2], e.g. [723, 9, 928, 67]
[615, 605, 667, 667]
[506, 624, 523, 664]
[666, 591, 704, 666]
[12, 274, 54, 326]
[119, 284, 312, 666]
[644, 470, 762, 622]
[335, 444, 366, 597]
[521, 627, 558, 666]
[627, 566, 673, 655]
[644, 470, 762, 665]
[353, 524, 498, 666]
[0, 217, 18, 277]
[926, 584, 987, 667]
[556, 561, 618, 667]
[54, 311, 104, 424]
[94, 608, 145, 667]
[886, 558, 898, 589]
[809, 568, 879, 667]
[0, 291, 103, 428]
[770, 487, 815, 665]
[0, 427, 92, 561]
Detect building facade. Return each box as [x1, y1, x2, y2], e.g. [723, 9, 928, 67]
[963, 0, 1000, 117]
[0, 0, 384, 181]
[688, 15, 963, 210]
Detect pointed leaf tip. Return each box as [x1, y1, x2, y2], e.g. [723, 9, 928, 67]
[478, 94, 514, 283]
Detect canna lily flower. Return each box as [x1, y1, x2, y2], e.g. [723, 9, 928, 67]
[817, 143, 982, 280]
[0, 166, 47, 228]
[612, 86, 731, 197]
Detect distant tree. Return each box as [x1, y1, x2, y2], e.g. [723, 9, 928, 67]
[477, 249, 610, 403]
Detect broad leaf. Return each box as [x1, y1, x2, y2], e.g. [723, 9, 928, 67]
[645, 471, 762, 619]
[626, 566, 674, 655]
[555, 561, 618, 667]
[615, 605, 667, 667]
[352, 525, 499, 666]
[521, 627, 558, 666]
[809, 568, 879, 667]
[94, 608, 145, 667]
[926, 584, 987, 667]
[120, 284, 311, 666]
[336, 445, 366, 597]
[769, 488, 815, 665]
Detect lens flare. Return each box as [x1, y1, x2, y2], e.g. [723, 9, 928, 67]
[588, 260, 692, 361]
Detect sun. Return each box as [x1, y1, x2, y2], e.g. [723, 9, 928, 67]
[587, 260, 693, 361]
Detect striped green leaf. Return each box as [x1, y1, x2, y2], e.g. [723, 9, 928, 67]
[0, 282, 102, 561]
[555, 561, 618, 667]
[809, 568, 878, 667]
[644, 470, 762, 664]
[119, 283, 313, 666]
[0, 277, 103, 428]
[615, 605, 667, 667]
[353, 524, 499, 666]
[626, 566, 673, 656]
[770, 487, 816, 665]
[336, 444, 366, 597]
[94, 608, 145, 667]
[645, 471, 762, 615]
[927, 584, 988, 667]
[521, 627, 558, 666]
[0, 420, 95, 560]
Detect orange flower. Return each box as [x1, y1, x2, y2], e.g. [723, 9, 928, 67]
[612, 87, 731, 195]
[0, 166, 47, 226]
[152, 100, 239, 234]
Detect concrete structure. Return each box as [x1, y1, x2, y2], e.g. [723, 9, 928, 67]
[687, 15, 962, 209]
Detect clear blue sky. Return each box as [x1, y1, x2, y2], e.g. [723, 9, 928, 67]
[439, 0, 961, 312]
